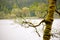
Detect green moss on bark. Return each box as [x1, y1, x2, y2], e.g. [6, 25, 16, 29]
[43, 0, 56, 40]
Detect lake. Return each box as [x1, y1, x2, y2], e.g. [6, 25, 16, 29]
[0, 19, 60, 40]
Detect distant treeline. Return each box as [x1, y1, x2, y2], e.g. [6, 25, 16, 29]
[0, 0, 60, 19]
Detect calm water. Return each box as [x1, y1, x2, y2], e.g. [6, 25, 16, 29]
[0, 19, 60, 40]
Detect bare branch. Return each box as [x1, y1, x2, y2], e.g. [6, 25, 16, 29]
[22, 19, 45, 27]
[51, 34, 59, 38]
[55, 10, 60, 15]
[34, 27, 40, 37]
[22, 19, 46, 37]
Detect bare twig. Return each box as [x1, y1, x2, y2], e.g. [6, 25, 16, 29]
[22, 19, 45, 27]
[51, 34, 58, 38]
[51, 33, 59, 38]
[55, 10, 60, 15]
[34, 27, 40, 37]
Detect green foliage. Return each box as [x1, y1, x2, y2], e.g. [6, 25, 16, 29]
[0, 2, 48, 19]
[0, 0, 60, 19]
[29, 2, 48, 18]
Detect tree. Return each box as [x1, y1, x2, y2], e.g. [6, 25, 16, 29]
[43, 0, 56, 40]
[22, 7, 30, 17]
[21, 0, 56, 40]
[14, 0, 60, 40]
[29, 2, 48, 18]
[11, 8, 22, 18]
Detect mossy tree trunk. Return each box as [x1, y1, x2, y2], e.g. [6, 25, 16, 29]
[43, 0, 56, 40]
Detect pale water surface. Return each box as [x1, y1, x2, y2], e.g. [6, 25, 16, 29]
[0, 19, 60, 40]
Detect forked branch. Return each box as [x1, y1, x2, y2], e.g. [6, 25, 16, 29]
[22, 19, 45, 27]
[22, 19, 45, 37]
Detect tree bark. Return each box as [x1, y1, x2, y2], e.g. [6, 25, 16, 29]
[43, 0, 56, 40]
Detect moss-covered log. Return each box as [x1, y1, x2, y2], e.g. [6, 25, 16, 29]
[43, 0, 56, 40]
